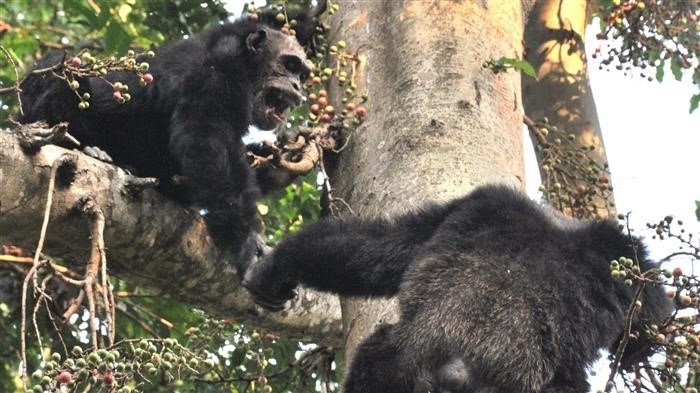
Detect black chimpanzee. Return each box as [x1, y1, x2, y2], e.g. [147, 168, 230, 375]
[19, 17, 311, 271]
[243, 184, 672, 393]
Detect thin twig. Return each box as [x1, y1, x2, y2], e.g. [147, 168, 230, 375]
[19, 152, 76, 379]
[605, 283, 646, 392]
[62, 289, 86, 321]
[0, 45, 23, 115]
[0, 255, 34, 264]
[76, 196, 109, 349]
[523, 114, 549, 147]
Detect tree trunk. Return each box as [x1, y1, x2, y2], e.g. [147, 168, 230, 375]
[328, 0, 527, 372]
[523, 0, 616, 218]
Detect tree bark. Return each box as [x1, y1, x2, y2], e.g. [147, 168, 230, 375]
[0, 130, 342, 343]
[328, 0, 527, 371]
[523, 0, 616, 218]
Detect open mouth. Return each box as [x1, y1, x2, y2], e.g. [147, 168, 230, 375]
[264, 87, 302, 125]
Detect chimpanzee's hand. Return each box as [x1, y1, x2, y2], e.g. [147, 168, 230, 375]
[242, 251, 297, 311]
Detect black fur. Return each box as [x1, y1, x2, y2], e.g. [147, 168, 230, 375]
[19, 18, 310, 271]
[243, 185, 672, 393]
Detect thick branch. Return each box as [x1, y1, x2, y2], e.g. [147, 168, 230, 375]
[0, 130, 342, 343]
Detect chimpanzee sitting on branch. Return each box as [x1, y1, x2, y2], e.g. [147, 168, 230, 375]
[19, 15, 313, 272]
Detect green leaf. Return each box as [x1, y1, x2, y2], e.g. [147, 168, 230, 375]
[64, 0, 104, 29]
[670, 58, 683, 82]
[695, 201, 700, 221]
[655, 63, 665, 82]
[104, 22, 131, 55]
[494, 57, 537, 78]
[598, 18, 607, 34]
[230, 348, 246, 366]
[511, 59, 537, 79]
[690, 94, 700, 114]
[646, 50, 660, 63]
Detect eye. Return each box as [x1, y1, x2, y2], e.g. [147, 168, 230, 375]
[282, 55, 302, 74]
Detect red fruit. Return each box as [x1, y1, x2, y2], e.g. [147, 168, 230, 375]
[320, 113, 332, 123]
[68, 57, 82, 68]
[317, 96, 328, 107]
[263, 333, 277, 342]
[57, 371, 72, 384]
[103, 372, 114, 385]
[249, 13, 259, 22]
[673, 267, 683, 277]
[310, 104, 320, 114]
[318, 89, 328, 98]
[113, 91, 123, 102]
[354, 106, 368, 118]
[142, 73, 154, 84]
[280, 26, 290, 35]
[308, 93, 317, 101]
[324, 105, 335, 115]
[312, 76, 322, 85]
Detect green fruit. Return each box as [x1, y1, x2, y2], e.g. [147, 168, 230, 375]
[88, 352, 101, 363]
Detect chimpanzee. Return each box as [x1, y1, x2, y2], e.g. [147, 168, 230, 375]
[19, 17, 311, 271]
[242, 184, 672, 393]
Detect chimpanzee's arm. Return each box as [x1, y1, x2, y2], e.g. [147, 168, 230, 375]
[242, 199, 458, 309]
[168, 80, 261, 270]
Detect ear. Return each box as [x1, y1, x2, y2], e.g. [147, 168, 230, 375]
[246, 29, 268, 54]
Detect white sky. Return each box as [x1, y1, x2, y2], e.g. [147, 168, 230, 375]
[526, 23, 700, 259]
[525, 28, 700, 263]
